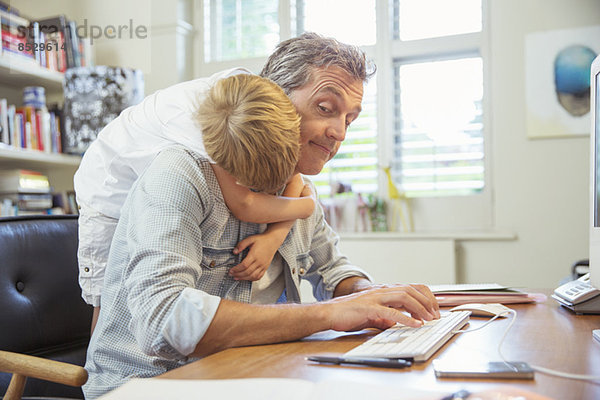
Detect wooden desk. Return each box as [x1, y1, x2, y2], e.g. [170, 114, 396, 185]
[160, 291, 600, 399]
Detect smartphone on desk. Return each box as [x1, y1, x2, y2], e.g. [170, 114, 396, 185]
[433, 360, 534, 380]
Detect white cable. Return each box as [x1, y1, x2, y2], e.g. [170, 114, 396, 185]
[451, 312, 506, 334]
[530, 364, 600, 381]
[450, 309, 600, 381]
[496, 309, 517, 365]
[495, 310, 600, 381]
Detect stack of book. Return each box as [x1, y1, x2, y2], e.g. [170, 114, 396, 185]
[0, 4, 92, 72]
[0, 169, 54, 216]
[31, 14, 93, 71]
[0, 7, 29, 61]
[0, 95, 63, 153]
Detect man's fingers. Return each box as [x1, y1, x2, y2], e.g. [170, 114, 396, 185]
[412, 284, 440, 317]
[377, 287, 436, 322]
[376, 306, 424, 328]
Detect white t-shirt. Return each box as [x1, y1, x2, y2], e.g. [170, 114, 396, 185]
[74, 67, 251, 219]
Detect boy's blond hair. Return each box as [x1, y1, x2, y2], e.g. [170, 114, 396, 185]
[196, 74, 301, 193]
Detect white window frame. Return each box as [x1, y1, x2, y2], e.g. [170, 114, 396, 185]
[376, 0, 493, 231]
[195, 0, 296, 76]
[194, 0, 494, 232]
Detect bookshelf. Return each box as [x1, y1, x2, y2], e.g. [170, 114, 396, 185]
[0, 145, 79, 166]
[0, 54, 80, 194]
[0, 55, 64, 90]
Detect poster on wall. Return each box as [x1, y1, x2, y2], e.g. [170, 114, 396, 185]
[525, 25, 600, 139]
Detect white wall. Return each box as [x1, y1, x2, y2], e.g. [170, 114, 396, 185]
[457, 0, 598, 288]
[8, 0, 83, 20]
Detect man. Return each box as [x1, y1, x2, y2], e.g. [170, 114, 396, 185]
[83, 33, 440, 398]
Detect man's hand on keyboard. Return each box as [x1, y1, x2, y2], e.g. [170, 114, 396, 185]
[324, 284, 440, 332]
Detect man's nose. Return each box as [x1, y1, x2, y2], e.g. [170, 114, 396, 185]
[325, 118, 346, 142]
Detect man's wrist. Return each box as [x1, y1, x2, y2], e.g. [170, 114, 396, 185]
[333, 276, 371, 297]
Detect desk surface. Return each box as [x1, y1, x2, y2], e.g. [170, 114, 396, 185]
[160, 290, 600, 399]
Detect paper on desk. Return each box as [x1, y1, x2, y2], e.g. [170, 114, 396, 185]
[429, 283, 512, 292]
[98, 378, 447, 400]
[428, 283, 547, 307]
[435, 292, 547, 306]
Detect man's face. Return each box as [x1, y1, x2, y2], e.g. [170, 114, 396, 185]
[289, 67, 364, 175]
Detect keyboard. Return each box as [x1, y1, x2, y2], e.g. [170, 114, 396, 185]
[344, 311, 470, 362]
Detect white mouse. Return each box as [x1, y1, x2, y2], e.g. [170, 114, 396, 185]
[449, 303, 512, 317]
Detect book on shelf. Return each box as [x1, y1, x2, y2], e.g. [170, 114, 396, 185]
[33, 14, 93, 71]
[1, 192, 53, 209]
[0, 97, 7, 144]
[0, 9, 33, 62]
[0, 98, 63, 153]
[52, 190, 78, 214]
[0, 1, 20, 16]
[0, 191, 78, 217]
[0, 169, 78, 216]
[0, 11, 93, 72]
[0, 169, 50, 193]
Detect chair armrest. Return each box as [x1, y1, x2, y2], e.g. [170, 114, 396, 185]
[0, 350, 88, 387]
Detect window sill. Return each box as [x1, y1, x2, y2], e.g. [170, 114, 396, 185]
[338, 230, 517, 241]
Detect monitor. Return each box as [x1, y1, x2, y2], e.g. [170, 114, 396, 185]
[590, 54, 600, 289]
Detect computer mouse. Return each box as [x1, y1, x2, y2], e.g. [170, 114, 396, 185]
[448, 303, 512, 317]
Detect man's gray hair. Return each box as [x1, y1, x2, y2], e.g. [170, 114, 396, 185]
[260, 32, 376, 95]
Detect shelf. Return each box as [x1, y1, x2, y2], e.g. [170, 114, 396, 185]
[0, 54, 64, 90]
[0, 146, 80, 168]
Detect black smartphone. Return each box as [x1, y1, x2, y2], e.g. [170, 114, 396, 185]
[433, 360, 535, 380]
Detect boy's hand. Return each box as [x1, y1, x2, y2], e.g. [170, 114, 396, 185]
[229, 233, 279, 281]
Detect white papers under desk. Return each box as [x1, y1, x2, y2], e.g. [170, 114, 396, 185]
[98, 378, 444, 400]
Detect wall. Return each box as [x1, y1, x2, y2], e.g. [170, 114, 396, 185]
[457, 0, 599, 288]
[77, 0, 195, 95]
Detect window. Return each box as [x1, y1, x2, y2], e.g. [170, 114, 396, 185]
[199, 0, 491, 231]
[391, 0, 485, 198]
[203, 0, 280, 62]
[397, 0, 482, 41]
[300, 0, 376, 46]
[387, 0, 489, 230]
[394, 57, 484, 197]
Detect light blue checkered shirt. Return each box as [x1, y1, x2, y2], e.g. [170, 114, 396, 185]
[83, 146, 370, 398]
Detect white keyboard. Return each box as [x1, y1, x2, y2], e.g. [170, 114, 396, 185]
[344, 311, 470, 362]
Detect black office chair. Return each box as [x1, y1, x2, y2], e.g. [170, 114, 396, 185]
[0, 215, 92, 400]
[572, 259, 590, 279]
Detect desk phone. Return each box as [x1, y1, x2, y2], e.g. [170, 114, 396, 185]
[552, 273, 600, 314]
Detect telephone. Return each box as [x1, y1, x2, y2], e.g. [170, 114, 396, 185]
[552, 273, 600, 314]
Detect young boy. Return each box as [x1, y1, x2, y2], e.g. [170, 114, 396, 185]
[75, 70, 314, 331]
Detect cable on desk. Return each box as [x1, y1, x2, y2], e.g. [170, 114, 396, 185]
[449, 309, 600, 381]
[495, 310, 600, 381]
[451, 312, 508, 334]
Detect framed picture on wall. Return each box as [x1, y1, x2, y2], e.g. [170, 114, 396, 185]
[525, 25, 600, 139]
